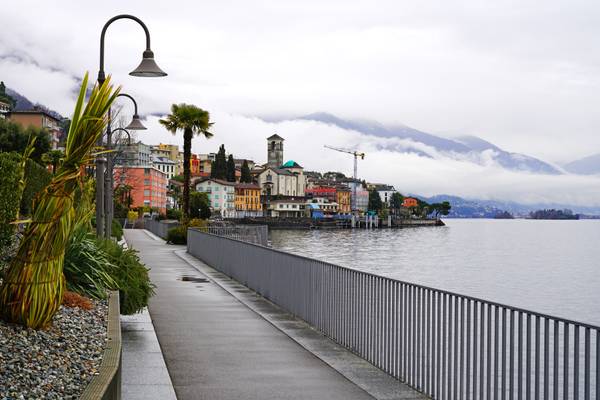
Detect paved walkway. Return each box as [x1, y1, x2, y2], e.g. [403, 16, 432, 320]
[121, 309, 177, 400]
[124, 229, 374, 400]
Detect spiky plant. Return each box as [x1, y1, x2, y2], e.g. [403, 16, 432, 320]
[0, 73, 119, 329]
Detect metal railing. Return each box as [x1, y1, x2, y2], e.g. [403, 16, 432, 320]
[204, 225, 268, 246]
[187, 229, 600, 400]
[144, 219, 180, 240]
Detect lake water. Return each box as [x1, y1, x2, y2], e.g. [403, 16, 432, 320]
[269, 219, 600, 326]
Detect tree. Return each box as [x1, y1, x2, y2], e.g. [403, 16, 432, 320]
[390, 192, 404, 212]
[240, 160, 252, 183]
[0, 118, 51, 163]
[226, 154, 236, 182]
[210, 144, 227, 180]
[41, 149, 64, 174]
[189, 191, 211, 219]
[159, 104, 213, 223]
[368, 189, 383, 212]
[430, 201, 451, 218]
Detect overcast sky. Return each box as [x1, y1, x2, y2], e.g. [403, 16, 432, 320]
[2, 1, 600, 205]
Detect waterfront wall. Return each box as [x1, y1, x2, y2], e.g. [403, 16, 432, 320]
[144, 219, 180, 240]
[187, 229, 600, 400]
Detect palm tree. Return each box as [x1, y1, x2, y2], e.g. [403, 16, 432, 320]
[159, 104, 213, 222]
[41, 149, 64, 174]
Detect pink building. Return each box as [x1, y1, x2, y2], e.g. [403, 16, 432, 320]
[114, 166, 168, 213]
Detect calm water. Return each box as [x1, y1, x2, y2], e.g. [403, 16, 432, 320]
[270, 219, 600, 326]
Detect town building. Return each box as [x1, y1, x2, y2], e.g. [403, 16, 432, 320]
[150, 143, 183, 173]
[116, 141, 152, 166]
[234, 183, 262, 217]
[151, 156, 177, 179]
[373, 184, 397, 206]
[336, 188, 351, 214]
[195, 178, 236, 218]
[347, 180, 369, 212]
[402, 197, 419, 208]
[267, 198, 306, 218]
[306, 197, 338, 216]
[114, 166, 168, 213]
[305, 186, 337, 203]
[0, 101, 10, 119]
[234, 158, 256, 170]
[9, 109, 61, 149]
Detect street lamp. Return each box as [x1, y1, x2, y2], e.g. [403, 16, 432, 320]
[105, 93, 147, 237]
[95, 14, 167, 238]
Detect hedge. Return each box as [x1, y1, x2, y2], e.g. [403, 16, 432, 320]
[0, 152, 23, 248]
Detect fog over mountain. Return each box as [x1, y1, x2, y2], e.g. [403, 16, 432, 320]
[563, 154, 600, 175]
[297, 112, 562, 175]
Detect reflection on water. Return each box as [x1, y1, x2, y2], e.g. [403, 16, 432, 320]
[270, 219, 600, 326]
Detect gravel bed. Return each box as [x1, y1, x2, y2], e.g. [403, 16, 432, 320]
[0, 300, 108, 399]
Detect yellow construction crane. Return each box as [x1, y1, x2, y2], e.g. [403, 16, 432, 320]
[324, 145, 365, 213]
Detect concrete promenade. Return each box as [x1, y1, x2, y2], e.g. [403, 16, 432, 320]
[124, 229, 375, 400]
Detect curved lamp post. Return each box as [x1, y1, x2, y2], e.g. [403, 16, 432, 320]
[118, 93, 147, 131]
[105, 93, 148, 237]
[95, 14, 167, 238]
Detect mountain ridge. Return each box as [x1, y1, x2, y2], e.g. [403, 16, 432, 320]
[296, 112, 563, 175]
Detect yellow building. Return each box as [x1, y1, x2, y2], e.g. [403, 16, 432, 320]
[336, 189, 351, 214]
[151, 143, 183, 174]
[234, 183, 263, 217]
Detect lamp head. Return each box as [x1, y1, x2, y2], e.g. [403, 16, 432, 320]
[125, 114, 147, 130]
[129, 50, 168, 77]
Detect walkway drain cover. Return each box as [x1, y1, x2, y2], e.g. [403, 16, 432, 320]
[180, 276, 209, 283]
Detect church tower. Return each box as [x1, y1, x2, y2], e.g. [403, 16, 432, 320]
[267, 134, 284, 168]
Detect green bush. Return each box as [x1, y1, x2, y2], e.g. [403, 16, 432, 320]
[166, 208, 182, 220]
[0, 118, 51, 163]
[63, 227, 119, 300]
[166, 226, 187, 244]
[98, 239, 155, 314]
[0, 152, 22, 249]
[111, 218, 123, 241]
[20, 159, 52, 216]
[63, 227, 155, 314]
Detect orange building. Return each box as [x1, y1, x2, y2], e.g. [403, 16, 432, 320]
[114, 166, 168, 213]
[336, 189, 351, 214]
[9, 110, 61, 149]
[402, 197, 418, 208]
[234, 183, 262, 217]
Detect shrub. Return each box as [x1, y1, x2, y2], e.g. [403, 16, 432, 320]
[0, 118, 51, 163]
[166, 226, 187, 244]
[127, 210, 138, 222]
[166, 208, 182, 221]
[190, 192, 211, 219]
[20, 159, 52, 216]
[98, 239, 154, 314]
[0, 152, 22, 249]
[63, 227, 119, 300]
[111, 218, 123, 241]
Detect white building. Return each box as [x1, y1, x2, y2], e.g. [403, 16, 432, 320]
[195, 178, 236, 218]
[256, 135, 306, 196]
[151, 156, 177, 180]
[267, 198, 306, 218]
[306, 197, 338, 214]
[374, 184, 397, 206]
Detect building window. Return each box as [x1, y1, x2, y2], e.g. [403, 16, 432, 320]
[144, 179, 150, 186]
[144, 190, 150, 196]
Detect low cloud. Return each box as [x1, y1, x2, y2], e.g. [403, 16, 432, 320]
[137, 112, 600, 207]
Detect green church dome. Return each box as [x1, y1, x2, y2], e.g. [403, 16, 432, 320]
[281, 160, 303, 168]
